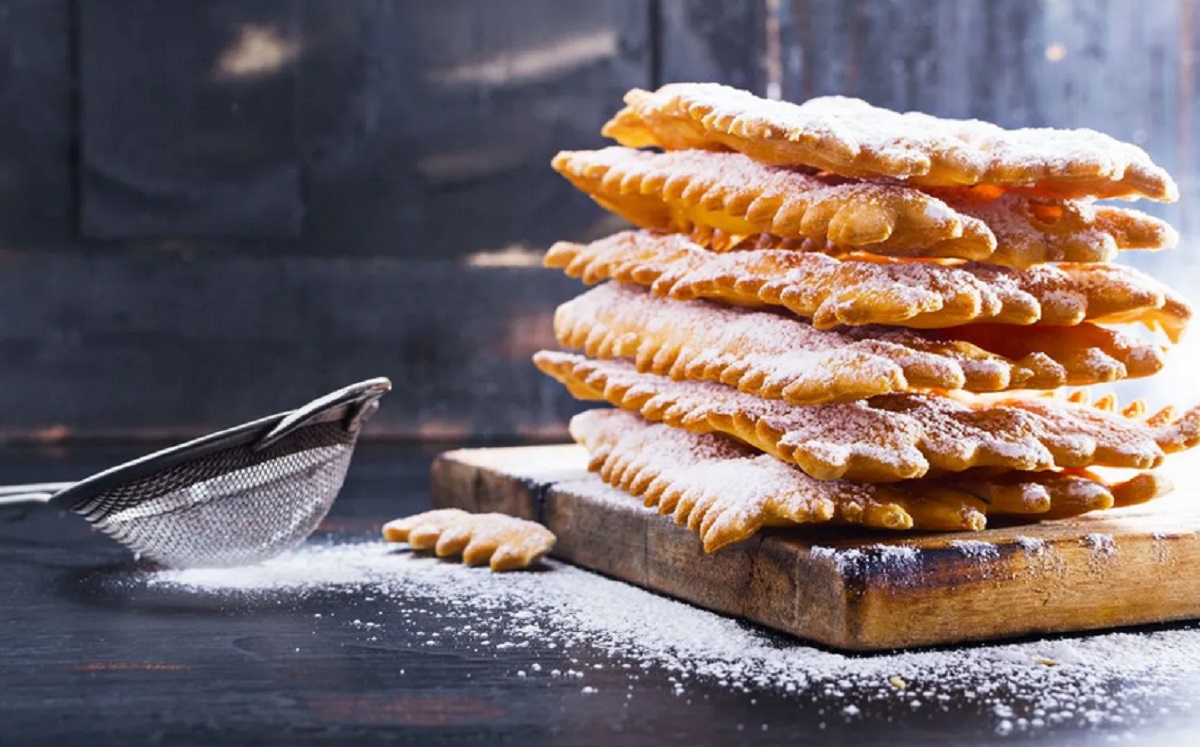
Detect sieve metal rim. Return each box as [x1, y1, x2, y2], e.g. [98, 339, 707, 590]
[46, 378, 391, 515]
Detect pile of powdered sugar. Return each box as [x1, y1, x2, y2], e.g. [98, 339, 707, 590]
[137, 541, 1200, 737]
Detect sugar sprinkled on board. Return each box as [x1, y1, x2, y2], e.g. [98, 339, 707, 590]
[949, 539, 1000, 560]
[1083, 533, 1118, 573]
[1084, 533, 1117, 557]
[137, 542, 1200, 737]
[1015, 536, 1046, 554]
[947, 539, 1002, 579]
[810, 544, 920, 584]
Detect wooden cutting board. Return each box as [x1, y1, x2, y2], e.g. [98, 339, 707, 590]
[431, 444, 1200, 651]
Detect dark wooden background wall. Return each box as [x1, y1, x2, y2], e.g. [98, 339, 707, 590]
[0, 0, 1196, 442]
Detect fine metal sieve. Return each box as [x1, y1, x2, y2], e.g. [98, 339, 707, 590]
[0, 378, 391, 569]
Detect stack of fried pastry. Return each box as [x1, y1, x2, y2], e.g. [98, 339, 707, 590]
[534, 82, 1200, 553]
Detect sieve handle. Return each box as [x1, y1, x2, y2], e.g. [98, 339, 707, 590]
[0, 482, 75, 499]
[0, 492, 56, 506]
[0, 482, 71, 510]
[0, 483, 74, 522]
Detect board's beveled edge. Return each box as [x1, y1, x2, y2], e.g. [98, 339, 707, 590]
[806, 529, 1200, 650]
[430, 445, 1200, 651]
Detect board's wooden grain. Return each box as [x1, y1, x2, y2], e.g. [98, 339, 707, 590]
[431, 444, 1200, 651]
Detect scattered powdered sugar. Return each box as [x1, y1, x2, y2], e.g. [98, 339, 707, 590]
[945, 540, 1003, 580]
[556, 229, 1172, 334]
[1014, 536, 1046, 554]
[811, 544, 920, 583]
[949, 539, 1000, 560]
[1083, 533, 1117, 557]
[136, 541, 1200, 738]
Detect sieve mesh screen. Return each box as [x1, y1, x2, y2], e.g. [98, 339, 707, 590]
[74, 421, 357, 568]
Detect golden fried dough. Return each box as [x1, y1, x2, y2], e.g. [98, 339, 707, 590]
[554, 147, 995, 259]
[383, 509, 555, 572]
[545, 231, 1191, 341]
[944, 323, 1163, 384]
[553, 147, 1174, 268]
[602, 83, 1176, 201]
[940, 188, 1177, 265]
[555, 284, 1164, 404]
[536, 352, 1200, 482]
[570, 410, 1171, 552]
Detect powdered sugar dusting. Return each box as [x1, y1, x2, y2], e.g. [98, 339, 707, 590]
[561, 281, 1154, 401]
[811, 544, 921, 584]
[569, 409, 884, 541]
[556, 147, 969, 247]
[628, 83, 1175, 200]
[1084, 533, 1117, 557]
[551, 230, 1175, 332]
[560, 282, 966, 395]
[1015, 536, 1046, 554]
[951, 193, 1164, 265]
[544, 352, 1166, 481]
[949, 539, 1000, 560]
[134, 541, 1200, 737]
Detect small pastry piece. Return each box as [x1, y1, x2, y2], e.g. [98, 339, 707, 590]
[535, 352, 1200, 482]
[554, 147, 996, 259]
[602, 83, 1177, 201]
[383, 509, 555, 572]
[555, 284, 1165, 403]
[570, 409, 1172, 552]
[553, 147, 1174, 268]
[544, 231, 1192, 341]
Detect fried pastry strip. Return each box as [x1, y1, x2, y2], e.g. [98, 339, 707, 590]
[383, 509, 555, 572]
[942, 189, 1177, 266]
[944, 323, 1164, 385]
[602, 83, 1176, 201]
[1107, 471, 1174, 508]
[713, 192, 1176, 267]
[553, 146, 995, 259]
[544, 231, 1191, 341]
[553, 147, 1173, 267]
[536, 352, 1200, 482]
[556, 284, 1164, 404]
[945, 467, 1169, 519]
[570, 410, 1170, 552]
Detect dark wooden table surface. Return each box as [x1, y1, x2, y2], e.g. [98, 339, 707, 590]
[3, 440, 1200, 746]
